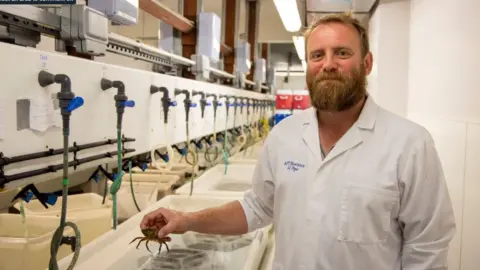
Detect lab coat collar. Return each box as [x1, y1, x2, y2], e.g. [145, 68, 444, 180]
[301, 95, 378, 163]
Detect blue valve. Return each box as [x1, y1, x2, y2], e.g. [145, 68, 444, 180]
[218, 103, 223, 106]
[45, 194, 58, 206]
[121, 100, 135, 107]
[160, 154, 169, 163]
[180, 148, 187, 156]
[24, 191, 57, 206]
[206, 102, 212, 106]
[67, 96, 84, 113]
[24, 191, 34, 203]
[140, 163, 148, 171]
[198, 142, 203, 149]
[92, 173, 101, 183]
[190, 103, 197, 108]
[228, 103, 235, 107]
[169, 101, 177, 106]
[217, 137, 223, 142]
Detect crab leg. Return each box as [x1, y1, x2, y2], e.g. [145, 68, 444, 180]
[146, 240, 152, 253]
[129, 237, 143, 245]
[136, 238, 146, 249]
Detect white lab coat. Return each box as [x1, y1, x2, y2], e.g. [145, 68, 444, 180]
[239, 96, 456, 270]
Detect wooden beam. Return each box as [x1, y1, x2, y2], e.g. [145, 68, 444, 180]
[261, 43, 268, 62]
[223, 0, 237, 74]
[221, 44, 233, 56]
[246, 0, 258, 81]
[181, 0, 198, 79]
[139, 0, 194, 33]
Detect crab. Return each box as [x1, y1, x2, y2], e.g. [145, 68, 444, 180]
[129, 228, 171, 253]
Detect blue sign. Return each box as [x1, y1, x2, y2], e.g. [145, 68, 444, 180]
[0, 0, 76, 4]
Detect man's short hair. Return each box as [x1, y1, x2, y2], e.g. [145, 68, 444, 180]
[303, 11, 370, 57]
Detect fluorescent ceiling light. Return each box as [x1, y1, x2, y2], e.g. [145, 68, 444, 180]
[292, 35, 305, 60]
[301, 59, 307, 71]
[273, 0, 302, 32]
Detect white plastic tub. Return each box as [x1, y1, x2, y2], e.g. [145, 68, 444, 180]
[107, 181, 164, 221]
[175, 163, 257, 196]
[15, 193, 112, 246]
[57, 195, 270, 270]
[122, 173, 180, 187]
[18, 193, 109, 214]
[132, 164, 194, 179]
[0, 214, 75, 270]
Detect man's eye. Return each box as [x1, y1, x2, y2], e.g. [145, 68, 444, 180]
[311, 53, 322, 59]
[337, 50, 351, 58]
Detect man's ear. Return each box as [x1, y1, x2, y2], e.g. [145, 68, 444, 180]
[363, 51, 373, 75]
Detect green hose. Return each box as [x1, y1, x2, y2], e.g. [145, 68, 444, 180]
[110, 130, 125, 230]
[48, 133, 82, 270]
[128, 160, 141, 212]
[222, 109, 229, 175]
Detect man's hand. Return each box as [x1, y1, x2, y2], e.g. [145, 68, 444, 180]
[140, 208, 192, 238]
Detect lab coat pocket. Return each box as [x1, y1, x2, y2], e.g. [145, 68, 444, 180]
[338, 183, 398, 244]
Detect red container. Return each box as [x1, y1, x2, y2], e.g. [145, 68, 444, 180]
[292, 90, 311, 110]
[276, 90, 293, 110]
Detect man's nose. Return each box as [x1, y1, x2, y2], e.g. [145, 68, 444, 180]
[322, 55, 337, 72]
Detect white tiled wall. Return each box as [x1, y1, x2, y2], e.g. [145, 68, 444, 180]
[372, 0, 480, 269]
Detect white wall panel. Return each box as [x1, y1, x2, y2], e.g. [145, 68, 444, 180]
[0, 42, 271, 205]
[462, 123, 480, 270]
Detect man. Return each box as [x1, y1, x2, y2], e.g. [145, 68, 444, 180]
[141, 12, 456, 270]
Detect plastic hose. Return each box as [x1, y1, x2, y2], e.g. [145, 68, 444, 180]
[48, 133, 81, 270]
[150, 123, 175, 172]
[110, 130, 125, 230]
[222, 110, 229, 175]
[184, 120, 198, 196]
[205, 107, 220, 164]
[128, 160, 141, 212]
[17, 186, 28, 239]
[204, 143, 219, 163]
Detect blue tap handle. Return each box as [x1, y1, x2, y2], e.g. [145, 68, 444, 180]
[121, 100, 135, 107]
[46, 194, 58, 206]
[218, 102, 223, 106]
[228, 103, 235, 107]
[24, 191, 34, 203]
[169, 101, 177, 106]
[160, 154, 169, 162]
[206, 102, 212, 106]
[180, 148, 187, 156]
[190, 103, 197, 108]
[140, 163, 148, 171]
[67, 96, 84, 113]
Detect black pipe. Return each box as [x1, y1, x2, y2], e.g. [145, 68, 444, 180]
[174, 89, 192, 122]
[150, 85, 176, 124]
[206, 94, 218, 119]
[101, 78, 135, 130]
[192, 90, 207, 118]
[0, 137, 135, 167]
[0, 148, 135, 186]
[219, 95, 232, 117]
